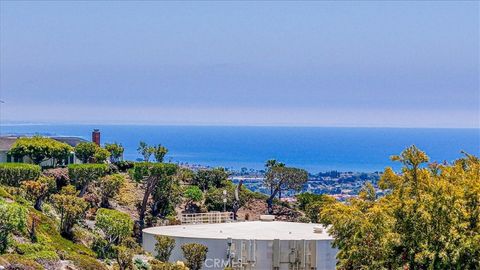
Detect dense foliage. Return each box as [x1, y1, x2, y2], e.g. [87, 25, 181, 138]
[320, 146, 480, 270]
[137, 142, 168, 163]
[183, 186, 203, 213]
[51, 185, 88, 238]
[0, 200, 27, 253]
[192, 167, 228, 191]
[95, 208, 133, 248]
[295, 193, 336, 223]
[181, 243, 208, 270]
[0, 163, 41, 186]
[133, 162, 178, 231]
[137, 141, 153, 162]
[98, 174, 125, 208]
[8, 137, 73, 165]
[105, 142, 124, 163]
[204, 181, 252, 213]
[152, 144, 168, 163]
[75, 142, 110, 163]
[21, 176, 56, 211]
[154, 235, 176, 262]
[68, 163, 108, 196]
[264, 165, 308, 214]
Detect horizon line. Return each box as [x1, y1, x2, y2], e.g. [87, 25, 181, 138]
[1, 120, 479, 130]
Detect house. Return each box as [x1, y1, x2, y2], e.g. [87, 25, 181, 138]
[0, 129, 101, 166]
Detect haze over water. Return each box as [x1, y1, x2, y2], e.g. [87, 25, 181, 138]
[1, 124, 478, 173]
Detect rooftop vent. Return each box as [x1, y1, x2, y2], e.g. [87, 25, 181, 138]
[259, 215, 275, 222]
[313, 226, 323, 234]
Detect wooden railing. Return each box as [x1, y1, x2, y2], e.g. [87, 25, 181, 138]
[181, 211, 234, 224]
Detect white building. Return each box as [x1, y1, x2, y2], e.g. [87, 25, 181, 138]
[143, 220, 337, 270]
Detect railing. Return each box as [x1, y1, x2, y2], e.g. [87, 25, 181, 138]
[181, 211, 234, 224]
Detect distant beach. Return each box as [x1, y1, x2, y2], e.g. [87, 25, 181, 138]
[1, 124, 478, 173]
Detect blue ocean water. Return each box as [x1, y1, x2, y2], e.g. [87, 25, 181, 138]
[1, 124, 478, 173]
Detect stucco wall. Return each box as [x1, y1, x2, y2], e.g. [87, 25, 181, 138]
[143, 231, 337, 270]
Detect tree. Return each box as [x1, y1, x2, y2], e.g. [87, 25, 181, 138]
[181, 243, 208, 270]
[204, 181, 252, 219]
[95, 208, 133, 249]
[319, 187, 396, 270]
[94, 147, 110, 163]
[75, 142, 98, 163]
[321, 146, 480, 269]
[98, 174, 125, 208]
[51, 185, 88, 238]
[0, 200, 27, 253]
[8, 136, 73, 165]
[183, 186, 203, 212]
[75, 142, 110, 164]
[154, 235, 176, 262]
[264, 159, 285, 198]
[137, 141, 154, 162]
[21, 176, 56, 211]
[192, 168, 228, 191]
[296, 193, 336, 223]
[68, 164, 107, 196]
[150, 174, 182, 221]
[0, 163, 41, 186]
[132, 162, 178, 233]
[51, 143, 73, 167]
[105, 142, 124, 163]
[175, 168, 195, 184]
[264, 166, 308, 214]
[153, 145, 168, 163]
[115, 245, 134, 270]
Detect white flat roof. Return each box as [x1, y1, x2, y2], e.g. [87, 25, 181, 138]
[143, 221, 333, 241]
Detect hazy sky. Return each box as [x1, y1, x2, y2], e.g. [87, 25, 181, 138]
[1, 1, 479, 127]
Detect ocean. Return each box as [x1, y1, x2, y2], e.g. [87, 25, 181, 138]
[1, 124, 478, 173]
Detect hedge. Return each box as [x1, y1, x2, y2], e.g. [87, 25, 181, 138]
[0, 163, 41, 186]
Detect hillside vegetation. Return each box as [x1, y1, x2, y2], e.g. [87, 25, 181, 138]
[0, 138, 478, 270]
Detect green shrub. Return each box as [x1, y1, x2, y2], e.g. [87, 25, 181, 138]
[134, 258, 149, 270]
[0, 254, 43, 270]
[192, 168, 228, 191]
[91, 237, 115, 259]
[181, 243, 208, 270]
[95, 208, 133, 246]
[149, 259, 188, 270]
[0, 163, 41, 186]
[204, 181, 253, 212]
[0, 200, 27, 254]
[114, 161, 135, 172]
[51, 185, 88, 238]
[0, 185, 13, 199]
[14, 243, 51, 255]
[184, 186, 203, 202]
[68, 164, 107, 196]
[98, 174, 125, 208]
[24, 250, 59, 261]
[8, 136, 73, 166]
[75, 142, 110, 164]
[66, 253, 108, 270]
[154, 235, 175, 262]
[115, 245, 134, 270]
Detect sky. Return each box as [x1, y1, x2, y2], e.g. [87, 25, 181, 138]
[0, 1, 479, 128]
